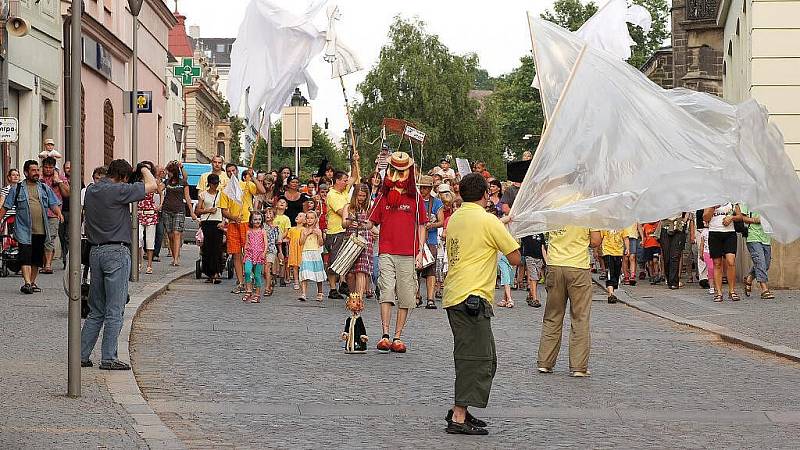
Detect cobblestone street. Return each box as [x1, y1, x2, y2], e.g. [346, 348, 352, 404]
[131, 277, 800, 448]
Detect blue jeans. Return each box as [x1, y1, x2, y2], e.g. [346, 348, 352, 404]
[153, 212, 165, 257]
[746, 242, 771, 283]
[80, 244, 131, 362]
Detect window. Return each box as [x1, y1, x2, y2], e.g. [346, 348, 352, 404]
[103, 100, 114, 165]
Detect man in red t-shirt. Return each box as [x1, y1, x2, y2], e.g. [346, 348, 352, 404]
[369, 152, 426, 354]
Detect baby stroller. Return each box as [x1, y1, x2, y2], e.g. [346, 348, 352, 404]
[0, 215, 20, 277]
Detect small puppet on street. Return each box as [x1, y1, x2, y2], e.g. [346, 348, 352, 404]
[368, 151, 427, 353]
[342, 293, 368, 353]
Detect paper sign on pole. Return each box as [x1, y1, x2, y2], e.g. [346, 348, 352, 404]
[403, 125, 425, 143]
[0, 117, 19, 143]
[281, 106, 313, 148]
[455, 158, 471, 178]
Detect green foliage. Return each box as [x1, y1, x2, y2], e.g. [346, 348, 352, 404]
[484, 56, 545, 158]
[229, 115, 244, 164]
[474, 68, 497, 90]
[220, 99, 244, 164]
[540, 0, 598, 31]
[541, 0, 670, 69]
[252, 121, 346, 181]
[628, 0, 670, 69]
[352, 16, 504, 176]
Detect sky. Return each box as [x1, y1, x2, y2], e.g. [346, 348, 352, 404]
[177, 0, 556, 138]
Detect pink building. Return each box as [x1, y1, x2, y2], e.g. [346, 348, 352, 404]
[60, 0, 176, 180]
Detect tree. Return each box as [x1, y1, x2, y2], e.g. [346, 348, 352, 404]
[484, 56, 545, 158]
[540, 0, 670, 69]
[474, 68, 497, 90]
[352, 16, 504, 175]
[540, 0, 598, 31]
[628, 0, 670, 69]
[220, 99, 244, 164]
[252, 121, 346, 181]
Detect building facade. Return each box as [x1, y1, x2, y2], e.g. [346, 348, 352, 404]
[168, 10, 229, 163]
[670, 0, 725, 95]
[4, 0, 62, 170]
[718, 0, 800, 288]
[59, 0, 175, 180]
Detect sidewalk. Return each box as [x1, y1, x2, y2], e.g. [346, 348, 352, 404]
[592, 274, 800, 362]
[0, 246, 197, 449]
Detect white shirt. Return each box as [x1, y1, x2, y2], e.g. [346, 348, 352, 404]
[708, 203, 735, 232]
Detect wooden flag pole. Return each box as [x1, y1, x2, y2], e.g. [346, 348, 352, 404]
[249, 109, 267, 169]
[340, 75, 360, 183]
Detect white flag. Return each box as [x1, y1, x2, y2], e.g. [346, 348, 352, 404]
[227, 0, 327, 136]
[224, 174, 244, 206]
[323, 4, 363, 78]
[511, 17, 800, 243]
[531, 0, 651, 96]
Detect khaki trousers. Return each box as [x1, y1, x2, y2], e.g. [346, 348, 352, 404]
[537, 265, 593, 372]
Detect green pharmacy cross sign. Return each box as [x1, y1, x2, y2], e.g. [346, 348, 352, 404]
[174, 58, 201, 86]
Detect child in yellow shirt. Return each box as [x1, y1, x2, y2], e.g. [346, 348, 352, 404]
[286, 212, 305, 290]
[601, 229, 625, 304]
[272, 198, 292, 286]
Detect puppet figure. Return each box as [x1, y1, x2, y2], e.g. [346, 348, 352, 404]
[342, 293, 368, 353]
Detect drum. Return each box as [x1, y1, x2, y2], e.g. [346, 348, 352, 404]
[330, 234, 368, 276]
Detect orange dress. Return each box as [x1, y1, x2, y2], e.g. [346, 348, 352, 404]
[287, 226, 303, 267]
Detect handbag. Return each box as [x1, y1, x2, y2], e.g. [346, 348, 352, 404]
[419, 243, 435, 269]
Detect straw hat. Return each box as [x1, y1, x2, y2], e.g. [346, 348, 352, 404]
[418, 175, 434, 187]
[388, 151, 413, 171]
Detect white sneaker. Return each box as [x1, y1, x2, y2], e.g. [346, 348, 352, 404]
[570, 370, 591, 378]
[537, 367, 553, 373]
[708, 288, 715, 295]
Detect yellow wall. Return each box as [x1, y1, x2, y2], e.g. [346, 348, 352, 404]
[724, 0, 800, 173]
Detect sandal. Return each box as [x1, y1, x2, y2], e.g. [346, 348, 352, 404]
[713, 294, 723, 303]
[298, 295, 307, 302]
[744, 277, 753, 297]
[250, 295, 261, 303]
[31, 283, 42, 293]
[242, 292, 252, 302]
[760, 290, 775, 299]
[506, 300, 515, 308]
[496, 301, 508, 308]
[146, 267, 153, 274]
[425, 300, 437, 309]
[39, 267, 53, 274]
[316, 293, 324, 302]
[264, 288, 273, 297]
[231, 285, 245, 294]
[729, 292, 741, 302]
[213, 278, 221, 284]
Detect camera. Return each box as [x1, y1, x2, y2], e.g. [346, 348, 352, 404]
[130, 161, 153, 184]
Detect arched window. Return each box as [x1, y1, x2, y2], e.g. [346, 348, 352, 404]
[217, 141, 225, 156]
[103, 100, 114, 165]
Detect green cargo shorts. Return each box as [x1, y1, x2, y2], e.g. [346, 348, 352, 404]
[446, 297, 497, 408]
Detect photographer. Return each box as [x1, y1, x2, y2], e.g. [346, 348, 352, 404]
[80, 159, 158, 370]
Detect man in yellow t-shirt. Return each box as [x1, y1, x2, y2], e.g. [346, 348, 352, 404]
[324, 171, 351, 299]
[538, 225, 601, 378]
[220, 170, 263, 293]
[196, 155, 230, 192]
[601, 229, 625, 304]
[443, 174, 520, 435]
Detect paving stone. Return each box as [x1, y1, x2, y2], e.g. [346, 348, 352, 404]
[131, 275, 800, 447]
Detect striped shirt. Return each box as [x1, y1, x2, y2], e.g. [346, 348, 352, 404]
[1, 184, 17, 216]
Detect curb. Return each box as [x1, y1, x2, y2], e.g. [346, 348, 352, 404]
[591, 276, 800, 364]
[106, 267, 194, 449]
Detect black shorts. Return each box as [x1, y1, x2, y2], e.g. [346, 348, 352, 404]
[643, 246, 660, 261]
[708, 231, 737, 258]
[19, 234, 46, 268]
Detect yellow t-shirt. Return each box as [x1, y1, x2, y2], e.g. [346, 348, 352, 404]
[302, 231, 322, 251]
[326, 188, 349, 235]
[623, 224, 639, 239]
[547, 226, 592, 269]
[219, 180, 257, 222]
[196, 171, 230, 193]
[273, 214, 291, 236]
[601, 230, 625, 257]
[443, 202, 520, 308]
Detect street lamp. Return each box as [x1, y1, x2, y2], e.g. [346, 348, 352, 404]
[129, 0, 143, 282]
[290, 87, 308, 106]
[173, 122, 185, 159]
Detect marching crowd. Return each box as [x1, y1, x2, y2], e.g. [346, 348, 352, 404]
[0, 144, 775, 435]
